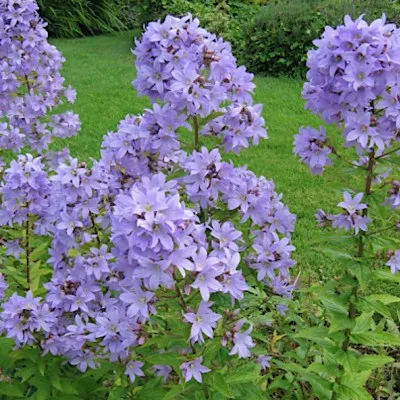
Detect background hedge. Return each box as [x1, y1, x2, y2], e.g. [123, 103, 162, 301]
[37, 0, 400, 76]
[242, 0, 399, 76]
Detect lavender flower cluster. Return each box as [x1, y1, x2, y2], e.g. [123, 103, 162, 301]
[295, 15, 400, 172]
[0, 0, 80, 154]
[0, 5, 296, 386]
[133, 14, 267, 154]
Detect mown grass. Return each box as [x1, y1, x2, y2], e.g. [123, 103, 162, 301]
[52, 31, 375, 284]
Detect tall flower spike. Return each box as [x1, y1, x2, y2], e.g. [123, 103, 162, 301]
[0, 0, 80, 152]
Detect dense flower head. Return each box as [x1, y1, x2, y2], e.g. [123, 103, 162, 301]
[293, 126, 332, 175]
[0, 291, 55, 346]
[303, 14, 400, 156]
[0, 154, 52, 231]
[202, 103, 267, 154]
[133, 14, 267, 154]
[0, 0, 80, 152]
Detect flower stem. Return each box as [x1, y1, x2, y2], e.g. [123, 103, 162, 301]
[25, 218, 31, 290]
[193, 116, 200, 151]
[375, 145, 400, 160]
[357, 150, 375, 257]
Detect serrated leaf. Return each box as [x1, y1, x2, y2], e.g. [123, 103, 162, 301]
[350, 264, 371, 291]
[320, 294, 349, 315]
[357, 355, 393, 371]
[293, 327, 332, 345]
[366, 294, 400, 305]
[335, 383, 373, 400]
[209, 373, 233, 398]
[351, 331, 400, 346]
[374, 270, 400, 284]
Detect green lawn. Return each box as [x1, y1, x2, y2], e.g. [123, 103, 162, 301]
[52, 31, 357, 282]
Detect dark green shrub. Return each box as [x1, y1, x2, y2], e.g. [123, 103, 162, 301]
[130, 0, 260, 60]
[37, 0, 126, 38]
[243, 0, 397, 76]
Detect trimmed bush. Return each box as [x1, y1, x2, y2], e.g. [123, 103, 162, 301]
[243, 0, 397, 76]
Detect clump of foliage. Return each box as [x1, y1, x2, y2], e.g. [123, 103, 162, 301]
[243, 0, 397, 76]
[37, 0, 126, 38]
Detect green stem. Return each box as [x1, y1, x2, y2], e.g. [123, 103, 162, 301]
[357, 150, 375, 258]
[342, 151, 375, 352]
[193, 116, 200, 151]
[90, 213, 101, 246]
[25, 218, 31, 290]
[375, 145, 400, 160]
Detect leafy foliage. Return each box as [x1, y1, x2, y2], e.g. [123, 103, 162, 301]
[242, 0, 397, 76]
[37, 0, 126, 38]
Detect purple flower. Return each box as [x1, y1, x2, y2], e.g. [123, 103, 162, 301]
[4, 240, 24, 259]
[276, 304, 288, 316]
[120, 287, 155, 319]
[183, 301, 221, 343]
[258, 355, 272, 370]
[0, 273, 7, 300]
[0, 0, 79, 151]
[331, 192, 370, 234]
[180, 356, 210, 383]
[191, 264, 224, 301]
[387, 251, 400, 274]
[293, 126, 332, 175]
[384, 180, 400, 209]
[229, 319, 255, 358]
[338, 192, 367, 214]
[153, 364, 172, 383]
[125, 360, 145, 383]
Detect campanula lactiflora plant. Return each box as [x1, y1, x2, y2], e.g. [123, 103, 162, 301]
[0, 3, 297, 398]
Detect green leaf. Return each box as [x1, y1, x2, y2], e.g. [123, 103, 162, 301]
[351, 331, 400, 346]
[145, 352, 184, 369]
[357, 355, 393, 372]
[293, 327, 332, 345]
[366, 294, 400, 305]
[335, 348, 359, 373]
[350, 264, 372, 291]
[329, 312, 355, 333]
[164, 385, 186, 400]
[352, 312, 374, 334]
[315, 247, 354, 260]
[320, 294, 349, 315]
[307, 362, 341, 378]
[0, 383, 25, 398]
[335, 383, 373, 400]
[136, 378, 166, 399]
[373, 270, 400, 284]
[209, 373, 233, 398]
